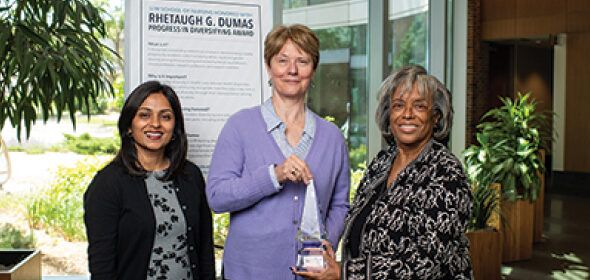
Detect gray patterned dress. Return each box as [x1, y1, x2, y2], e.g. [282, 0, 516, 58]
[145, 171, 192, 280]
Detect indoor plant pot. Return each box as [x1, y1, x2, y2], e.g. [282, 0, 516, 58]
[466, 183, 501, 279]
[463, 93, 551, 263]
[467, 230, 501, 280]
[499, 199, 534, 262]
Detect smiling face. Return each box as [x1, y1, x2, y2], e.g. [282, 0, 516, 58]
[130, 92, 175, 157]
[389, 84, 436, 150]
[267, 39, 315, 99]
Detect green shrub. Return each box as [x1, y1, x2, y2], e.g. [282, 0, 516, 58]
[79, 95, 109, 115]
[7, 146, 25, 152]
[110, 75, 125, 111]
[213, 212, 229, 257]
[7, 145, 47, 154]
[74, 115, 118, 127]
[98, 119, 118, 127]
[8, 144, 69, 154]
[468, 183, 500, 231]
[323, 116, 336, 123]
[47, 145, 69, 153]
[62, 133, 120, 155]
[349, 162, 366, 202]
[0, 224, 35, 249]
[349, 144, 367, 171]
[0, 193, 21, 212]
[23, 146, 46, 154]
[26, 157, 111, 241]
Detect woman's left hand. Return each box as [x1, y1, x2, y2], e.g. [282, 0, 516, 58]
[275, 154, 313, 185]
[292, 241, 341, 280]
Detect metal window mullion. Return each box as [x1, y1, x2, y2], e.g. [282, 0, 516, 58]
[367, 0, 388, 161]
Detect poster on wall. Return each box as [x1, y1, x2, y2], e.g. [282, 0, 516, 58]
[141, 0, 267, 175]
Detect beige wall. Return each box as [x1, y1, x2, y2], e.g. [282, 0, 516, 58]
[482, 0, 590, 173]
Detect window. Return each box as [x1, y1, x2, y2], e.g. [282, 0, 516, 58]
[388, 0, 429, 71]
[283, 0, 368, 168]
[282, 0, 430, 168]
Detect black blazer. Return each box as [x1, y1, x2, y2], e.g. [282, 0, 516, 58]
[84, 160, 215, 280]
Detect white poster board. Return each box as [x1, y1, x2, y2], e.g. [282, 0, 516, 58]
[127, 0, 273, 175]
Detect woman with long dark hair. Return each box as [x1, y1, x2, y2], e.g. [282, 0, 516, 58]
[84, 81, 215, 280]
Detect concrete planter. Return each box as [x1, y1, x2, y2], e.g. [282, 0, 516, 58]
[0, 250, 41, 280]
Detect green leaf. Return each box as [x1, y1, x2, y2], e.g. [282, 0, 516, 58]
[463, 92, 551, 202]
[1, 0, 115, 140]
[16, 23, 49, 47]
[477, 149, 487, 163]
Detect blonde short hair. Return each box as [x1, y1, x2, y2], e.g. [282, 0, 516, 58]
[264, 24, 320, 70]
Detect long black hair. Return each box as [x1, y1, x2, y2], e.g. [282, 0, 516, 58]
[114, 80, 188, 180]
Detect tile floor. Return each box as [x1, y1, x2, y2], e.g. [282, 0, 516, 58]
[502, 193, 590, 279]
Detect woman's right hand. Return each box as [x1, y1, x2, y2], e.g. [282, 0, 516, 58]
[292, 241, 341, 280]
[274, 154, 313, 185]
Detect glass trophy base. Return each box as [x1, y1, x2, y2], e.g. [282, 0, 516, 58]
[296, 240, 325, 272]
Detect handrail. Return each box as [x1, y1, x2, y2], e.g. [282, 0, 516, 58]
[0, 135, 11, 187]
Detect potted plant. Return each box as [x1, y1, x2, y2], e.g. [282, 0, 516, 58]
[466, 182, 501, 280]
[463, 92, 550, 262]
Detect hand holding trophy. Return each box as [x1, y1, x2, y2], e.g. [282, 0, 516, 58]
[295, 179, 326, 272]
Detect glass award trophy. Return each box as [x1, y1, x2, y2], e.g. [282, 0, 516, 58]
[295, 180, 326, 272]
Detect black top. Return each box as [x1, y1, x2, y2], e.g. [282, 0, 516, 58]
[347, 180, 387, 258]
[84, 161, 215, 280]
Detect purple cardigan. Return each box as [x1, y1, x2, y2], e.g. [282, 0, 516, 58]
[207, 106, 350, 279]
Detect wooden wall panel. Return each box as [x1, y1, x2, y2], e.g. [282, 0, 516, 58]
[483, 0, 590, 36]
[516, 14, 566, 38]
[516, 0, 566, 37]
[481, 0, 516, 39]
[482, 0, 517, 21]
[483, 0, 590, 38]
[567, 0, 590, 32]
[565, 33, 590, 172]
